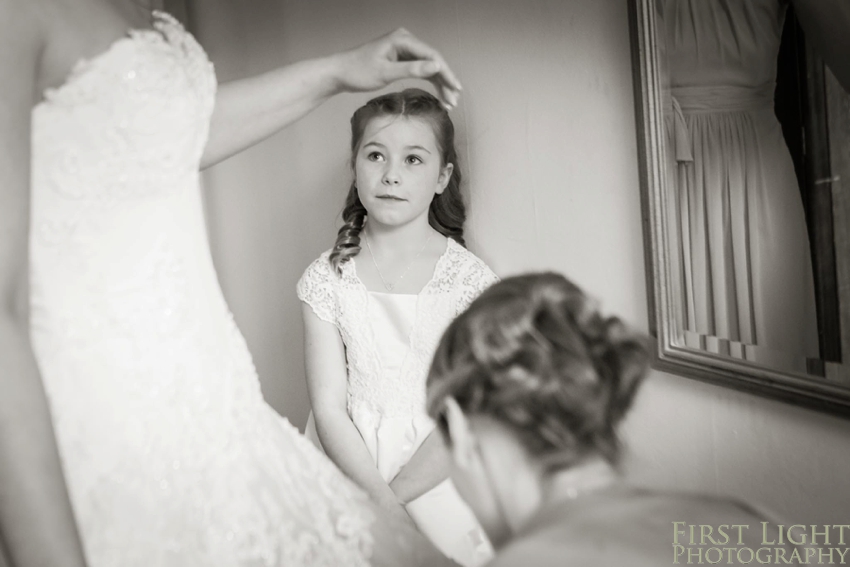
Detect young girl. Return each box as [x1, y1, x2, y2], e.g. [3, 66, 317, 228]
[297, 89, 497, 567]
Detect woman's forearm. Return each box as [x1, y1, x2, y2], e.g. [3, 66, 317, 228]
[389, 430, 450, 505]
[200, 27, 463, 170]
[0, 318, 88, 567]
[201, 55, 341, 169]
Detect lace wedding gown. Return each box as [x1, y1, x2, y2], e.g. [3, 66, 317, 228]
[29, 11, 447, 567]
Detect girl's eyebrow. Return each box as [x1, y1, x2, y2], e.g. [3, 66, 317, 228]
[363, 141, 431, 154]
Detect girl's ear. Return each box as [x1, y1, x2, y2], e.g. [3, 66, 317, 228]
[443, 397, 476, 470]
[436, 163, 454, 195]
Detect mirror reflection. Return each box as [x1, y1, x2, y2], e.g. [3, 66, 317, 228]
[654, 0, 850, 376]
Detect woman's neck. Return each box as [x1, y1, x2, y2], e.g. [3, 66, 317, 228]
[506, 456, 618, 538]
[543, 457, 618, 503]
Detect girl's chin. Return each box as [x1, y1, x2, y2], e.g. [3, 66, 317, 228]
[365, 211, 424, 228]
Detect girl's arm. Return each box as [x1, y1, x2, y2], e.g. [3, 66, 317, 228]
[301, 304, 414, 528]
[791, 0, 850, 93]
[388, 430, 451, 505]
[201, 28, 461, 169]
[0, 2, 89, 565]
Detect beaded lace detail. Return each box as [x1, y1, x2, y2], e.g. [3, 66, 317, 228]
[297, 239, 499, 418]
[29, 12, 387, 566]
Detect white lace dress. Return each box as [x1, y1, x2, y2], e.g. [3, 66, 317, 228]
[297, 238, 498, 567]
[30, 11, 445, 567]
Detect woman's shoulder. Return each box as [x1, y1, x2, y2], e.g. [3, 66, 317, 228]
[493, 487, 779, 567]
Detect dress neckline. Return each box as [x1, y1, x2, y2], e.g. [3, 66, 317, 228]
[36, 10, 180, 109]
[350, 237, 455, 297]
[367, 290, 420, 298]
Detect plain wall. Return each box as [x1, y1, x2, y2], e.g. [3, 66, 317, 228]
[193, 0, 850, 526]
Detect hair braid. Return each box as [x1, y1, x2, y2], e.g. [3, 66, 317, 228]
[329, 184, 368, 275]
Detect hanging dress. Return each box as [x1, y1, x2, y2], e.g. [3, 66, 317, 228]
[659, 0, 820, 369]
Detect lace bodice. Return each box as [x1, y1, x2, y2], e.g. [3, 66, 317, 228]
[28, 12, 397, 566]
[30, 11, 219, 354]
[33, 12, 215, 207]
[298, 238, 499, 418]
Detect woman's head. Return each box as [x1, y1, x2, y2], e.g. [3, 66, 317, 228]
[425, 272, 649, 543]
[330, 88, 466, 274]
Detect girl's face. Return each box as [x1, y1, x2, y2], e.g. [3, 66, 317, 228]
[354, 115, 453, 229]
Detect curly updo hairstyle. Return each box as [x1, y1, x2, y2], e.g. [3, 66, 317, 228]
[329, 88, 466, 275]
[426, 272, 649, 472]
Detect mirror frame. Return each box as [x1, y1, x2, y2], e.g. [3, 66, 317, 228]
[628, 0, 850, 417]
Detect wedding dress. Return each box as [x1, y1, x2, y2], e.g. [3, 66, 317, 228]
[29, 11, 446, 567]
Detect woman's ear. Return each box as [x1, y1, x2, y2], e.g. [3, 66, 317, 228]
[436, 162, 454, 195]
[443, 397, 476, 469]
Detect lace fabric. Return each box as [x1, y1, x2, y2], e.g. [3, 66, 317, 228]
[28, 11, 440, 567]
[297, 238, 500, 419]
[298, 239, 499, 565]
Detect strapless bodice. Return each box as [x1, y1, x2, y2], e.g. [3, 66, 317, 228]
[30, 11, 217, 358]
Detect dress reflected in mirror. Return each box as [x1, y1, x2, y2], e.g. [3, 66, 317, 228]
[658, 0, 819, 370]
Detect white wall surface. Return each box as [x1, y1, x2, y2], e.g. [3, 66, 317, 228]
[193, 0, 850, 527]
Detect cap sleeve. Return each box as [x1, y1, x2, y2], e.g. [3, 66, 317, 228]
[455, 256, 499, 316]
[297, 253, 339, 326]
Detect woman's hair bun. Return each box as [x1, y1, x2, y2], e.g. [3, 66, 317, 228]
[427, 272, 649, 469]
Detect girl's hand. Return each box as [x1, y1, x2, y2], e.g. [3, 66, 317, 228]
[332, 28, 462, 110]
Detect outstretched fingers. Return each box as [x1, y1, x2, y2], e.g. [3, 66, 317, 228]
[387, 29, 462, 108]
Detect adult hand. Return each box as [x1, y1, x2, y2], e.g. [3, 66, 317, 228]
[388, 502, 419, 532]
[376, 492, 418, 532]
[333, 28, 462, 110]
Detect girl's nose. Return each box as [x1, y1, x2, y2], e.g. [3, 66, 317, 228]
[382, 164, 401, 186]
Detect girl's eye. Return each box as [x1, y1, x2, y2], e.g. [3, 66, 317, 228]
[406, 155, 423, 165]
[367, 152, 384, 162]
